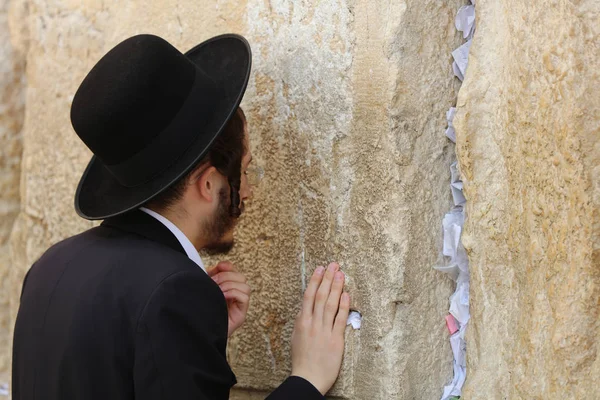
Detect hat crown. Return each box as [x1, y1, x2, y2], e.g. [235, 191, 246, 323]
[71, 34, 197, 166]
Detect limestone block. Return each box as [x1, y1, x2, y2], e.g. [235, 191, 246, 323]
[454, 0, 600, 397]
[0, 0, 25, 377]
[3, 0, 464, 398]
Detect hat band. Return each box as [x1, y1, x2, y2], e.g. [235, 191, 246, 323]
[104, 68, 219, 187]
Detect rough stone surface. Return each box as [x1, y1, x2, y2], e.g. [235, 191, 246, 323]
[1, 0, 464, 398]
[7, 0, 599, 398]
[454, 0, 600, 398]
[0, 0, 25, 382]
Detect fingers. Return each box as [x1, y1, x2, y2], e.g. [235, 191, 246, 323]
[222, 288, 250, 308]
[218, 281, 251, 296]
[333, 293, 350, 336]
[291, 263, 349, 396]
[207, 261, 236, 277]
[209, 264, 251, 309]
[301, 266, 325, 316]
[313, 262, 339, 323]
[324, 271, 345, 328]
[211, 271, 247, 285]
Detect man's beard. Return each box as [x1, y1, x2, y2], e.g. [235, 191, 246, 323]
[202, 188, 240, 256]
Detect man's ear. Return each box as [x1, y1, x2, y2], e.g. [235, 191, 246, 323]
[194, 166, 219, 202]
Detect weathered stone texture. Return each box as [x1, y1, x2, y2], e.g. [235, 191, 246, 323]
[1, 0, 463, 398]
[455, 0, 600, 398]
[0, 0, 26, 380]
[2, 0, 595, 397]
[227, 1, 462, 398]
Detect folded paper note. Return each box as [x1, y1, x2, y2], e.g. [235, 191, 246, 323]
[450, 162, 466, 206]
[452, 39, 472, 81]
[346, 311, 362, 330]
[455, 5, 476, 39]
[445, 107, 457, 143]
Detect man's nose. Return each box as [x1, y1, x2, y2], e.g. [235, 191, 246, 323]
[241, 185, 252, 202]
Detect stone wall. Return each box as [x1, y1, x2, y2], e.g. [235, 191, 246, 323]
[6, 0, 598, 398]
[1, 0, 463, 398]
[0, 0, 25, 383]
[5, 0, 600, 400]
[455, 0, 600, 398]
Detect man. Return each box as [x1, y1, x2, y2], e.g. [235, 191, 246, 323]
[12, 34, 350, 399]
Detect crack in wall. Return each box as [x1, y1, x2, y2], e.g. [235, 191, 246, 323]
[434, 1, 475, 399]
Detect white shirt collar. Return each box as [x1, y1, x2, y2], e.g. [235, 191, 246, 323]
[139, 207, 206, 273]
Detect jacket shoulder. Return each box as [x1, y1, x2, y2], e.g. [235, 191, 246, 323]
[26, 224, 206, 310]
[38, 224, 196, 270]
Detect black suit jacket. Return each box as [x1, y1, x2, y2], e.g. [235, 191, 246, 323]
[12, 210, 323, 400]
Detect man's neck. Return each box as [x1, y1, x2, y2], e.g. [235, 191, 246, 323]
[144, 206, 204, 251]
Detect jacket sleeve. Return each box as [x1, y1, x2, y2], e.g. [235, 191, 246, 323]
[133, 270, 236, 399]
[132, 269, 325, 400]
[266, 376, 325, 400]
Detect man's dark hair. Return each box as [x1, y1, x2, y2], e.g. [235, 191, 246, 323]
[148, 107, 246, 217]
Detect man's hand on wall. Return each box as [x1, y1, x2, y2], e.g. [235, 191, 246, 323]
[209, 261, 251, 337]
[290, 262, 350, 395]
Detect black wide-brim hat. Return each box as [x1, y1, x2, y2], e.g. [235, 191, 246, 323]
[70, 34, 251, 220]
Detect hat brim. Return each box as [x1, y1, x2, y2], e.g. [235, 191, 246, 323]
[75, 34, 251, 220]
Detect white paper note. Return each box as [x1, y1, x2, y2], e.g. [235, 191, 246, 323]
[436, 208, 468, 281]
[346, 311, 362, 329]
[450, 332, 467, 367]
[452, 40, 472, 80]
[441, 209, 463, 260]
[449, 277, 470, 325]
[445, 107, 457, 143]
[441, 361, 466, 399]
[452, 61, 464, 81]
[450, 162, 466, 206]
[455, 5, 476, 39]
